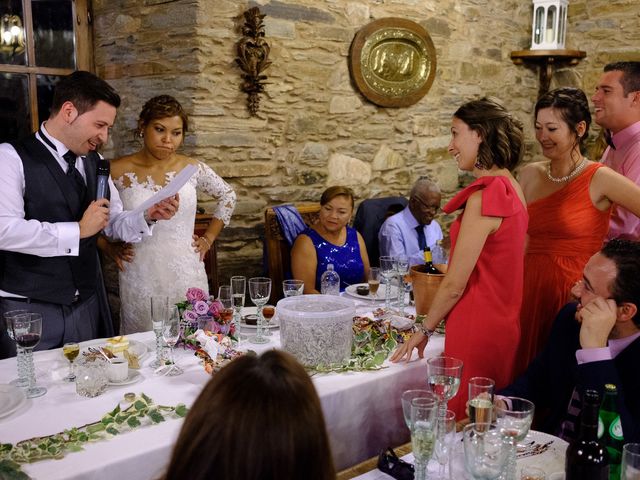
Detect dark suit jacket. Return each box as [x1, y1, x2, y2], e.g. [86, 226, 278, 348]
[501, 303, 640, 442]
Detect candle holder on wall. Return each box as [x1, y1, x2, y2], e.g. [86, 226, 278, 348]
[235, 7, 271, 116]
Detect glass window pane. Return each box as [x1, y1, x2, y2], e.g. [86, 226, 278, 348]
[0, 0, 26, 66]
[32, 0, 75, 68]
[36, 74, 61, 124]
[0, 72, 30, 142]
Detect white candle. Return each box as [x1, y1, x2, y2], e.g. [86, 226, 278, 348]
[545, 29, 555, 44]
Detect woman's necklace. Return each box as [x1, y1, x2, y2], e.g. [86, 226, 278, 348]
[546, 158, 587, 183]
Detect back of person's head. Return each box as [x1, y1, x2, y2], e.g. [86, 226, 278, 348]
[50, 71, 121, 117]
[534, 87, 591, 153]
[410, 177, 440, 197]
[604, 61, 640, 96]
[453, 97, 524, 171]
[601, 239, 640, 327]
[321, 185, 355, 209]
[163, 350, 335, 480]
[138, 95, 189, 134]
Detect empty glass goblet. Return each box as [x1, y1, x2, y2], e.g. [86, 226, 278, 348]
[463, 423, 509, 480]
[248, 277, 271, 344]
[283, 279, 304, 297]
[160, 306, 183, 376]
[394, 255, 410, 315]
[495, 397, 535, 480]
[379, 256, 396, 314]
[150, 296, 168, 368]
[11, 312, 47, 398]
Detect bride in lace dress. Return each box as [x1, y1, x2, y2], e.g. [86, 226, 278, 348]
[106, 96, 236, 334]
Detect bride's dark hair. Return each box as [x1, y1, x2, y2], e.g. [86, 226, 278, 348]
[136, 95, 189, 136]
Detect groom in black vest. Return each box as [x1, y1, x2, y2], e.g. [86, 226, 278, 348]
[0, 71, 179, 358]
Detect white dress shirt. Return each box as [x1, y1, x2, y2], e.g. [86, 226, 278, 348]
[0, 125, 152, 297]
[378, 206, 443, 267]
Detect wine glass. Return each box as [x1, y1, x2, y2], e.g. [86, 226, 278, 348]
[495, 397, 535, 480]
[463, 423, 508, 480]
[401, 389, 435, 430]
[379, 256, 396, 314]
[218, 285, 234, 326]
[622, 443, 640, 480]
[410, 396, 438, 480]
[262, 304, 276, 336]
[283, 279, 304, 297]
[394, 255, 410, 315]
[150, 296, 168, 368]
[426, 356, 463, 455]
[367, 267, 380, 305]
[468, 377, 495, 423]
[3, 309, 29, 387]
[230, 276, 246, 334]
[160, 306, 183, 376]
[248, 277, 271, 344]
[62, 342, 80, 382]
[434, 409, 456, 480]
[11, 312, 47, 398]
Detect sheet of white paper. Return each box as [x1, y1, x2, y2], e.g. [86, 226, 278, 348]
[130, 164, 198, 215]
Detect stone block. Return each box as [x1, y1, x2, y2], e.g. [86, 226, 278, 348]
[215, 162, 276, 178]
[329, 95, 363, 114]
[345, 2, 370, 25]
[250, 0, 335, 23]
[372, 144, 405, 171]
[327, 153, 371, 186]
[298, 142, 330, 165]
[264, 18, 296, 39]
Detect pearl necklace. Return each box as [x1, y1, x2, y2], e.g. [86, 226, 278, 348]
[546, 158, 587, 183]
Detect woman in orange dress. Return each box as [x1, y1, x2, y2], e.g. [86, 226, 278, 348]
[516, 87, 640, 373]
[392, 98, 528, 419]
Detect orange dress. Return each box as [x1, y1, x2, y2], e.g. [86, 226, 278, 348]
[442, 176, 528, 420]
[515, 163, 611, 375]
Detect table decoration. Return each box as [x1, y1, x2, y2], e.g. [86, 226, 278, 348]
[176, 287, 238, 345]
[0, 393, 188, 477]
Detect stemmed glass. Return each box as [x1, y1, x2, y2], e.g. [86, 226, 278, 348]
[468, 377, 495, 423]
[367, 267, 380, 305]
[434, 409, 456, 480]
[379, 256, 396, 314]
[62, 342, 80, 382]
[495, 397, 535, 480]
[248, 277, 271, 344]
[463, 423, 508, 480]
[426, 356, 463, 455]
[4, 309, 29, 387]
[410, 396, 438, 480]
[218, 285, 234, 331]
[394, 255, 410, 316]
[283, 279, 304, 297]
[230, 276, 246, 335]
[150, 296, 168, 368]
[11, 312, 47, 398]
[401, 389, 435, 430]
[160, 305, 183, 376]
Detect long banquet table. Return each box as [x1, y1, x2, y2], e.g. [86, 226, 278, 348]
[0, 306, 443, 479]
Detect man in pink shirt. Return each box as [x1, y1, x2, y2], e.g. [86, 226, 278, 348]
[592, 61, 640, 240]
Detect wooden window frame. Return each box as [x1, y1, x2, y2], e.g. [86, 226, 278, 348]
[0, 0, 93, 132]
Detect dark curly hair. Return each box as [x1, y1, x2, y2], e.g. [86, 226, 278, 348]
[137, 95, 189, 136]
[453, 97, 524, 171]
[534, 87, 591, 156]
[601, 239, 640, 327]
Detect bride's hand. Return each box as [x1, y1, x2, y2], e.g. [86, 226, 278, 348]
[101, 241, 134, 272]
[192, 234, 212, 261]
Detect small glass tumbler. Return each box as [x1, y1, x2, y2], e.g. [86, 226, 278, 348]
[468, 376, 495, 424]
[283, 279, 304, 297]
[75, 356, 109, 398]
[622, 443, 640, 480]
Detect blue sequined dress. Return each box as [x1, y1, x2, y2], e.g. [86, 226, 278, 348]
[304, 226, 365, 292]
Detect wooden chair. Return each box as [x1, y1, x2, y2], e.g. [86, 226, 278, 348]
[264, 203, 320, 301]
[194, 213, 219, 296]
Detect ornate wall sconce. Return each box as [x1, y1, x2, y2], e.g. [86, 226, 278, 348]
[0, 13, 25, 54]
[235, 7, 271, 117]
[530, 0, 568, 50]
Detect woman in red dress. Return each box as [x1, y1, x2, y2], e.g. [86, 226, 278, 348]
[392, 98, 529, 419]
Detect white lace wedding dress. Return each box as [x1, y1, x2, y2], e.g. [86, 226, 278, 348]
[114, 162, 235, 334]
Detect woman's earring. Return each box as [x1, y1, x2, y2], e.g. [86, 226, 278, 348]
[474, 159, 483, 169]
[138, 131, 144, 138]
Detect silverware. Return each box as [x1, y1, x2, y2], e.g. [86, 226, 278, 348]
[517, 440, 554, 458]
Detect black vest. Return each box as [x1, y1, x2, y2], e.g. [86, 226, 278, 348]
[0, 134, 99, 304]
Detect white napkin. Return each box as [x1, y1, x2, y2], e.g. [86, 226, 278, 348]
[194, 329, 221, 358]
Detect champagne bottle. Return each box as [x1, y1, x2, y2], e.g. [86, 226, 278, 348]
[422, 247, 442, 275]
[566, 389, 610, 480]
[598, 384, 624, 479]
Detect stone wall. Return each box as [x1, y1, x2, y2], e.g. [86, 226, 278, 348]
[92, 0, 639, 287]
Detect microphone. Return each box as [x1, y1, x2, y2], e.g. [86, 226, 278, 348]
[95, 156, 111, 200]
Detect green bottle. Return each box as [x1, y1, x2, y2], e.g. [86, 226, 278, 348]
[598, 384, 624, 480]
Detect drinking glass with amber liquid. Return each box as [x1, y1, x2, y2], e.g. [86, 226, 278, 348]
[368, 267, 380, 305]
[262, 305, 275, 336]
[62, 342, 80, 382]
[218, 286, 234, 323]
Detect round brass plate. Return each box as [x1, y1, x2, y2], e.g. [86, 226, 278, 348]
[349, 18, 437, 107]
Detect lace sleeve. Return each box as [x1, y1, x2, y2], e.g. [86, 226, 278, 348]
[196, 161, 236, 225]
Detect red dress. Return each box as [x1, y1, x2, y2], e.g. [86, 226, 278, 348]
[441, 176, 528, 419]
[515, 163, 611, 375]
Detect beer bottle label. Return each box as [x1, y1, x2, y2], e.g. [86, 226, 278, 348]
[610, 416, 623, 441]
[598, 416, 604, 438]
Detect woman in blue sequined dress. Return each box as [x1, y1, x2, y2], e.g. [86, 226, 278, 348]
[291, 186, 370, 293]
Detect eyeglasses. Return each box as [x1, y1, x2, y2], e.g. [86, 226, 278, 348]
[411, 195, 439, 212]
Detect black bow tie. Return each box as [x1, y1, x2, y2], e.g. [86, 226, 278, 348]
[604, 130, 616, 150]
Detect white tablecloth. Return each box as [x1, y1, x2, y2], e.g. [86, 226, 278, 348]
[0, 305, 443, 479]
